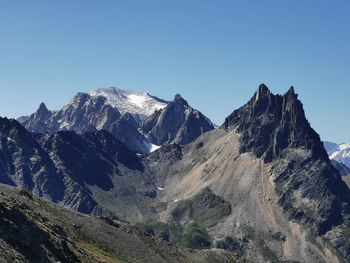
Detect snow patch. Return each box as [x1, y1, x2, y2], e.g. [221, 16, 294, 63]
[89, 87, 167, 119]
[149, 144, 161, 152]
[326, 142, 350, 169]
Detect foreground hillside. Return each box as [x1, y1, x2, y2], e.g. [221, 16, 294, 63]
[0, 184, 238, 263]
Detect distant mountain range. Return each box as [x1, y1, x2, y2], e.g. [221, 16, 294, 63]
[324, 141, 350, 171]
[18, 87, 215, 153]
[1, 84, 350, 262]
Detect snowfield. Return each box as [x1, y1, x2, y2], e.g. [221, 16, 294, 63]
[90, 87, 167, 120]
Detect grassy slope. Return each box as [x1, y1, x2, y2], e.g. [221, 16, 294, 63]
[0, 184, 237, 263]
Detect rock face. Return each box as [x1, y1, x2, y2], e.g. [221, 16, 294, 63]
[142, 94, 215, 145]
[19, 88, 214, 153]
[21, 92, 151, 152]
[224, 84, 327, 162]
[224, 84, 350, 235]
[0, 117, 149, 214]
[0, 117, 64, 201]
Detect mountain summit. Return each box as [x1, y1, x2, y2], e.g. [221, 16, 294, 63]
[224, 84, 327, 162]
[18, 87, 214, 152]
[224, 85, 350, 234]
[142, 93, 215, 145]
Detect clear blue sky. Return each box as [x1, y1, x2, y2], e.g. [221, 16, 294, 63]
[0, 1, 349, 143]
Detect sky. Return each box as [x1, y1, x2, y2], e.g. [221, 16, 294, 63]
[0, 0, 349, 143]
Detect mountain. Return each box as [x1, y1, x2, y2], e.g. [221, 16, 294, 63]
[324, 141, 350, 169]
[0, 184, 236, 263]
[20, 91, 151, 152]
[21, 102, 53, 133]
[5, 84, 350, 262]
[142, 94, 215, 145]
[142, 85, 350, 262]
[89, 87, 168, 122]
[19, 87, 213, 153]
[0, 116, 154, 216]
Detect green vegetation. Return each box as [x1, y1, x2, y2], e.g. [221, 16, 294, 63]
[77, 241, 125, 263]
[135, 220, 183, 244]
[136, 220, 211, 249]
[180, 223, 211, 249]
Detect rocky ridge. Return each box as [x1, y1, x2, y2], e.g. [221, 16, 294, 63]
[224, 84, 350, 235]
[19, 88, 214, 153]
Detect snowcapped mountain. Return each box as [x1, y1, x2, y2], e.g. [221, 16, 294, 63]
[324, 141, 350, 169]
[18, 87, 213, 153]
[89, 87, 168, 122]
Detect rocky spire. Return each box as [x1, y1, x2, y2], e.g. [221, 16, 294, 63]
[35, 103, 51, 120]
[173, 94, 189, 106]
[224, 84, 328, 162]
[254, 83, 271, 101]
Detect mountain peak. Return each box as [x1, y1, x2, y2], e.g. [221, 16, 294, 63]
[224, 85, 328, 162]
[173, 94, 189, 106]
[37, 102, 50, 115]
[34, 102, 51, 121]
[142, 93, 214, 145]
[254, 83, 271, 100]
[38, 102, 48, 110]
[286, 86, 295, 95]
[283, 86, 298, 101]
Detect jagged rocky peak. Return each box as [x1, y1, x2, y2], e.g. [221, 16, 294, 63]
[173, 93, 189, 106]
[224, 84, 326, 162]
[254, 83, 271, 100]
[19, 102, 53, 133]
[142, 94, 215, 146]
[37, 102, 50, 116]
[223, 84, 350, 238]
[34, 103, 52, 123]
